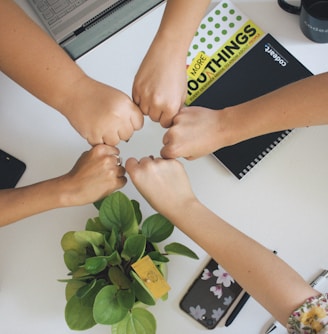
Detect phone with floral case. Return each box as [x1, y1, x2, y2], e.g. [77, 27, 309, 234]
[179, 258, 245, 329]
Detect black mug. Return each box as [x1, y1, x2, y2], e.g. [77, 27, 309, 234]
[278, 0, 328, 43]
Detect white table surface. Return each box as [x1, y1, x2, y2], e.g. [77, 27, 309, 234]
[1, 1, 328, 333]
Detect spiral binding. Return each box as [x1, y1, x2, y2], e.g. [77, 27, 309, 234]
[238, 129, 293, 178]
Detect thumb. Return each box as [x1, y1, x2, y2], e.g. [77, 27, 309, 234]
[125, 157, 139, 174]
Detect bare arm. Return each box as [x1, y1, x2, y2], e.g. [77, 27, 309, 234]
[223, 72, 328, 146]
[0, 0, 143, 146]
[161, 72, 328, 159]
[126, 157, 318, 326]
[0, 0, 84, 112]
[133, 0, 211, 127]
[0, 145, 126, 226]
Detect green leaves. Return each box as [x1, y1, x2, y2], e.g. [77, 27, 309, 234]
[141, 214, 174, 243]
[61, 231, 86, 271]
[65, 294, 96, 330]
[93, 285, 128, 325]
[130, 271, 156, 306]
[74, 230, 104, 256]
[164, 242, 199, 259]
[63, 249, 83, 271]
[65, 279, 87, 301]
[111, 308, 156, 334]
[59, 191, 198, 334]
[108, 266, 131, 290]
[121, 235, 146, 262]
[99, 192, 138, 236]
[85, 257, 108, 275]
[117, 289, 135, 309]
[65, 279, 106, 330]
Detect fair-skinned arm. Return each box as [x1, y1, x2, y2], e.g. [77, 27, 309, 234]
[132, 0, 211, 128]
[0, 0, 143, 146]
[126, 157, 318, 326]
[0, 145, 126, 226]
[161, 72, 328, 159]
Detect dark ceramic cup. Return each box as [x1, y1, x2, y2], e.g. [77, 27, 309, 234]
[278, 0, 328, 43]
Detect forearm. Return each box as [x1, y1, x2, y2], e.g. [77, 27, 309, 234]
[165, 200, 317, 325]
[0, 0, 86, 114]
[0, 176, 72, 226]
[126, 157, 319, 324]
[222, 72, 328, 146]
[154, 0, 211, 55]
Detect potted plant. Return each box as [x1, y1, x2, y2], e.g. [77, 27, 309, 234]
[59, 191, 198, 334]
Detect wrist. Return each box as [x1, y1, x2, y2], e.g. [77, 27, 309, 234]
[152, 29, 192, 60]
[218, 105, 261, 147]
[53, 72, 90, 119]
[215, 107, 243, 147]
[45, 175, 80, 208]
[162, 196, 200, 224]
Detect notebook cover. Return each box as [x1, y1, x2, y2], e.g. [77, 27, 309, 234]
[190, 33, 312, 179]
[185, 0, 265, 105]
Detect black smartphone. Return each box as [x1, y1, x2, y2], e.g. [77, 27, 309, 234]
[0, 149, 26, 189]
[179, 258, 245, 329]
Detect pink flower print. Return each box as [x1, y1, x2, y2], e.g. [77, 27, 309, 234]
[201, 268, 213, 280]
[213, 266, 234, 287]
[210, 284, 223, 299]
[189, 305, 206, 320]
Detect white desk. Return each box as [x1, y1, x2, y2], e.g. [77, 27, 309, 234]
[1, 1, 328, 333]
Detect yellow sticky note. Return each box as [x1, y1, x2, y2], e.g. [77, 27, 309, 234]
[187, 51, 211, 80]
[132, 255, 170, 299]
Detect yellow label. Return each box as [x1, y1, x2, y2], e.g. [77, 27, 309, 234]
[187, 51, 211, 80]
[186, 20, 265, 105]
[131, 255, 170, 299]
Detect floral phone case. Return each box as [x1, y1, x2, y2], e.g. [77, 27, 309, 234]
[179, 258, 244, 329]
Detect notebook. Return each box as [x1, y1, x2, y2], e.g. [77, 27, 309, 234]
[191, 33, 312, 179]
[185, 1, 312, 179]
[27, 0, 164, 59]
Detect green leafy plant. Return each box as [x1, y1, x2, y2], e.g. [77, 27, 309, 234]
[60, 191, 198, 334]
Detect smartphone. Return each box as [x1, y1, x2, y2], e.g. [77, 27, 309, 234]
[0, 149, 26, 189]
[179, 258, 245, 329]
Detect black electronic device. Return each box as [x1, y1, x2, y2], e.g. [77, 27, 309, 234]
[179, 258, 246, 329]
[0, 149, 26, 189]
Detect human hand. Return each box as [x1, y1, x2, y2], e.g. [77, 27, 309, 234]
[60, 145, 126, 206]
[161, 106, 226, 160]
[125, 156, 196, 219]
[132, 39, 187, 128]
[62, 77, 144, 146]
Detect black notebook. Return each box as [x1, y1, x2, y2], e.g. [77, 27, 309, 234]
[190, 34, 312, 179]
